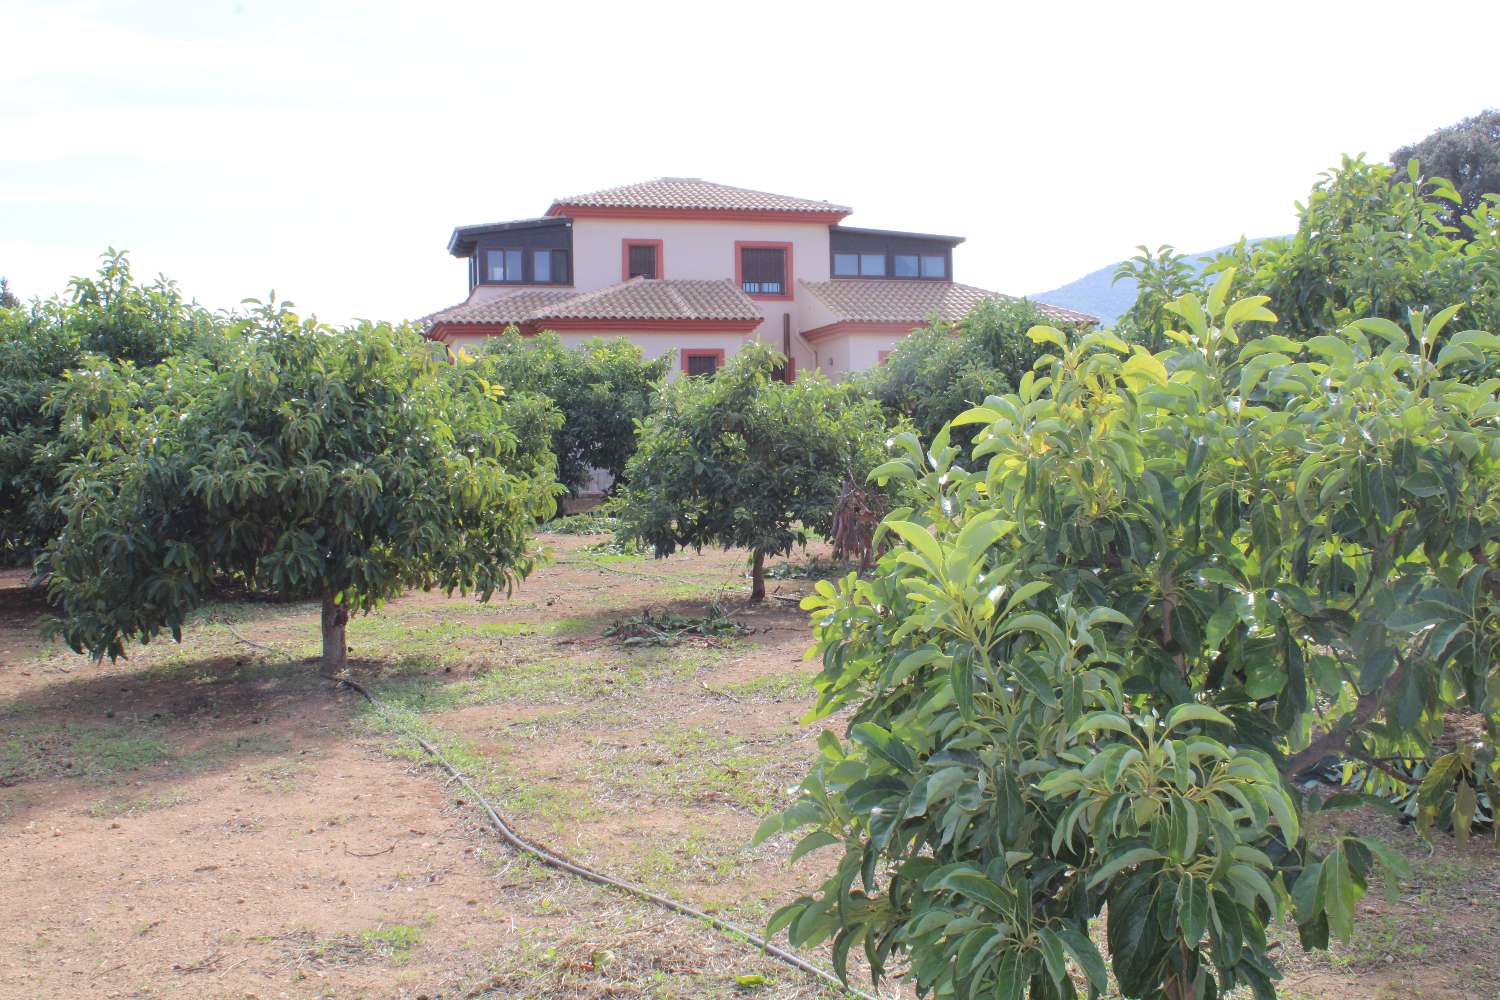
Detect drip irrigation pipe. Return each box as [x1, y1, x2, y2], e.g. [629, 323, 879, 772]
[335, 673, 878, 999]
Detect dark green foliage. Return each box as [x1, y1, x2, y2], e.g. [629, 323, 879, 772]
[1392, 109, 1500, 235]
[42, 299, 561, 668]
[860, 298, 1078, 445]
[475, 330, 668, 496]
[1117, 157, 1500, 349]
[1244, 156, 1496, 337]
[765, 285, 1498, 998]
[616, 343, 888, 600]
[0, 278, 18, 310]
[0, 250, 222, 564]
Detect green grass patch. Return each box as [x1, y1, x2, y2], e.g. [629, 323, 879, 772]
[84, 790, 195, 818]
[721, 670, 817, 702]
[593, 723, 779, 813]
[0, 722, 171, 781]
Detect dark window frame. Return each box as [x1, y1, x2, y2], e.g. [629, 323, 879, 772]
[828, 231, 954, 283]
[622, 239, 663, 280]
[681, 348, 725, 378]
[735, 241, 793, 300]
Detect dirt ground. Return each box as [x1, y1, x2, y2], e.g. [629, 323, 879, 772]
[2, 533, 1498, 1000]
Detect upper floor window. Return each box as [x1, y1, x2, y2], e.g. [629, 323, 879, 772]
[623, 240, 662, 280]
[829, 227, 956, 282]
[484, 247, 569, 284]
[834, 253, 888, 277]
[487, 248, 523, 282]
[738, 242, 791, 299]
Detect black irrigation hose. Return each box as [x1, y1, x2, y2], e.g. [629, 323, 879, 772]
[335, 674, 878, 1000]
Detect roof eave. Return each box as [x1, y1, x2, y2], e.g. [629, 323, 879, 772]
[545, 203, 850, 225]
[831, 225, 966, 246]
[447, 217, 571, 257]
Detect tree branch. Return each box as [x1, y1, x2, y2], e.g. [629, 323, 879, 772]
[1282, 660, 1405, 779]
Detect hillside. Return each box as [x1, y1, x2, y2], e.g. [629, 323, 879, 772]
[1031, 240, 1275, 325]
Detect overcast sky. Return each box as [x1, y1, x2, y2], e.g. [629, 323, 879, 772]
[4, 0, 1498, 325]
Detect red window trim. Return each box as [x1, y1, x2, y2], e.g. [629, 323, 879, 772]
[681, 348, 726, 375]
[621, 239, 664, 281]
[734, 241, 794, 301]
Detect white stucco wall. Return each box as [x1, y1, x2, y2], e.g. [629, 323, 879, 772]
[805, 331, 909, 380]
[569, 217, 829, 374]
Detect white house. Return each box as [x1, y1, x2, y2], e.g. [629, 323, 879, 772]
[421, 178, 1094, 378]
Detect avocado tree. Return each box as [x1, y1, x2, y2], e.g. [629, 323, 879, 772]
[860, 298, 1079, 446]
[0, 250, 221, 564]
[616, 343, 887, 601]
[761, 280, 1499, 999]
[42, 300, 561, 669]
[474, 329, 669, 496]
[1392, 109, 1500, 235]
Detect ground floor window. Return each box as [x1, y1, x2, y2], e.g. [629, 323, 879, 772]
[682, 349, 724, 377]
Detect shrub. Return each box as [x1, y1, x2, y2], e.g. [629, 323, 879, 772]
[616, 343, 888, 600]
[762, 281, 1500, 999]
[861, 298, 1086, 446]
[42, 299, 561, 669]
[474, 330, 668, 496]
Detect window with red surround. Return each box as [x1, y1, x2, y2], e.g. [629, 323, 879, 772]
[735, 241, 793, 300]
[621, 239, 663, 280]
[681, 349, 725, 378]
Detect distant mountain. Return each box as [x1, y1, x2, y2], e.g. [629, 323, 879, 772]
[1031, 240, 1277, 325]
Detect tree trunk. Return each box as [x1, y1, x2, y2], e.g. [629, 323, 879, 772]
[750, 550, 766, 603]
[321, 593, 349, 672]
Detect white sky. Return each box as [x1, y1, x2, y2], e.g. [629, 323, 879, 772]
[3, 0, 1498, 325]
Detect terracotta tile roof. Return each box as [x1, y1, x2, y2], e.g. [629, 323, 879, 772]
[800, 279, 1098, 327]
[421, 279, 760, 329]
[417, 288, 582, 328]
[536, 278, 760, 322]
[550, 178, 851, 216]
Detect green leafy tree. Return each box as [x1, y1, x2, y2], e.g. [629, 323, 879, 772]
[42, 300, 561, 669]
[861, 298, 1079, 445]
[0, 250, 221, 565]
[1392, 109, 1500, 235]
[763, 280, 1500, 999]
[1235, 156, 1498, 337]
[617, 343, 888, 601]
[1112, 245, 1205, 351]
[474, 329, 668, 496]
[0, 277, 18, 310]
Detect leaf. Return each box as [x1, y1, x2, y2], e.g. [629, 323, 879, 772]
[1028, 325, 1067, 349]
[1035, 927, 1068, 987]
[1162, 703, 1232, 734]
[1087, 847, 1163, 889]
[931, 870, 1010, 913]
[884, 520, 944, 574]
[1056, 926, 1109, 994]
[790, 830, 839, 862]
[1319, 848, 1357, 943]
[733, 973, 769, 987]
[1359, 838, 1412, 903]
[1177, 874, 1210, 945]
[1121, 350, 1169, 391]
[1067, 711, 1136, 741]
[751, 813, 784, 846]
